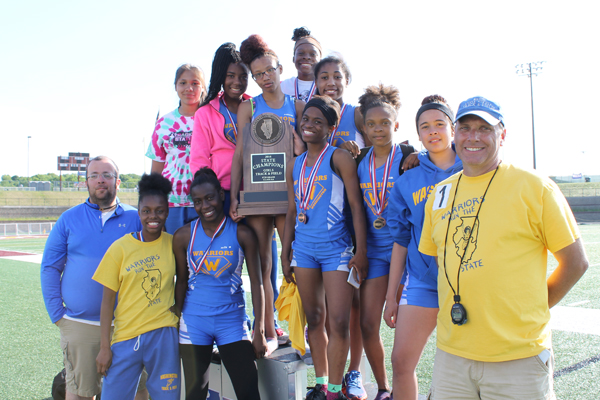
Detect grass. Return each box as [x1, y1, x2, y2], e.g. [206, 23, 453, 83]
[1, 226, 600, 399]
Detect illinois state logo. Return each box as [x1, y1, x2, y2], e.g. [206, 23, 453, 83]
[452, 217, 479, 266]
[142, 269, 161, 301]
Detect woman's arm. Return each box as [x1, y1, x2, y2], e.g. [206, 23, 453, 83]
[173, 225, 191, 317]
[383, 243, 408, 328]
[151, 161, 165, 174]
[238, 224, 267, 358]
[96, 286, 116, 376]
[281, 159, 298, 284]
[229, 101, 251, 222]
[333, 149, 369, 283]
[293, 100, 307, 156]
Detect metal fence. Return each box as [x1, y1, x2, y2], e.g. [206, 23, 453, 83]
[560, 188, 600, 197]
[0, 197, 138, 206]
[0, 222, 54, 237]
[0, 187, 36, 191]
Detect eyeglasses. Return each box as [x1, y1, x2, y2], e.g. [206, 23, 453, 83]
[87, 173, 117, 180]
[252, 66, 279, 81]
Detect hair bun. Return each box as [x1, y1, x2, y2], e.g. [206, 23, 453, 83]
[292, 27, 311, 41]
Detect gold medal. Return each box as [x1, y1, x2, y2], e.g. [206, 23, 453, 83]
[298, 212, 308, 224]
[373, 217, 386, 230]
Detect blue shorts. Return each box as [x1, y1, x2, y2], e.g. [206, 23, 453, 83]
[291, 237, 353, 272]
[366, 245, 392, 280]
[102, 327, 180, 400]
[399, 271, 438, 308]
[179, 308, 250, 346]
[165, 206, 198, 234]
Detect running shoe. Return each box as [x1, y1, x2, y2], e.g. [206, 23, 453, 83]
[374, 389, 392, 400]
[342, 370, 367, 400]
[265, 337, 278, 357]
[306, 384, 327, 400]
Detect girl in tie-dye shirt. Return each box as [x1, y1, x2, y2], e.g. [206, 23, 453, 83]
[146, 64, 207, 233]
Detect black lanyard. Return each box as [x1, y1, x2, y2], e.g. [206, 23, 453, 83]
[441, 164, 500, 325]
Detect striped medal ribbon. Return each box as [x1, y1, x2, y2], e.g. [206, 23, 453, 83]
[369, 145, 397, 229]
[188, 216, 227, 274]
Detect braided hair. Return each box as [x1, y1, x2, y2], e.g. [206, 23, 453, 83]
[201, 43, 247, 108]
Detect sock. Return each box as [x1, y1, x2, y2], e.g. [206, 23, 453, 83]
[326, 390, 340, 400]
[329, 383, 342, 393]
[316, 376, 329, 386]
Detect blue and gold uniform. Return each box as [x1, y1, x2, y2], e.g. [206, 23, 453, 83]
[329, 104, 364, 148]
[356, 145, 406, 279]
[387, 150, 463, 307]
[291, 146, 353, 272]
[179, 217, 250, 346]
[252, 94, 296, 127]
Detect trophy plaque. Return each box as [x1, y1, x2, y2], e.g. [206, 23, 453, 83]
[237, 113, 294, 216]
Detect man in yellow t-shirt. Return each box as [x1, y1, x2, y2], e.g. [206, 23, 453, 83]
[419, 96, 588, 399]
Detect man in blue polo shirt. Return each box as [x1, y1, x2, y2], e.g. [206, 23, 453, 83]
[41, 156, 147, 400]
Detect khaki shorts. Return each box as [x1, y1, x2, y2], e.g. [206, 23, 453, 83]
[428, 347, 556, 400]
[58, 319, 147, 397]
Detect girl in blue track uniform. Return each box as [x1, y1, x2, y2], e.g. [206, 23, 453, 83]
[281, 96, 369, 400]
[383, 95, 463, 400]
[313, 54, 371, 158]
[353, 84, 420, 400]
[229, 34, 306, 355]
[173, 167, 266, 400]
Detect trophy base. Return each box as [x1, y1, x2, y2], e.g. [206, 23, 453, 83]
[238, 190, 288, 216]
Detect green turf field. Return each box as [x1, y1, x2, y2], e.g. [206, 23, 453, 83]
[1, 225, 599, 399]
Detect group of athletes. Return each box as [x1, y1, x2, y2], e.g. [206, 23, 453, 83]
[53, 27, 563, 400]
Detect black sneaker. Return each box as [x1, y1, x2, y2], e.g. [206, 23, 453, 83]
[306, 384, 327, 400]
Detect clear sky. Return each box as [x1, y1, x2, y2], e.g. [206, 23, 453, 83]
[1, 0, 597, 178]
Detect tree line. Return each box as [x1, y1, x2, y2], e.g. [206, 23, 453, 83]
[1, 173, 142, 187]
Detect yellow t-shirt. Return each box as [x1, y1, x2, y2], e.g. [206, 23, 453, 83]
[419, 163, 579, 362]
[93, 233, 178, 345]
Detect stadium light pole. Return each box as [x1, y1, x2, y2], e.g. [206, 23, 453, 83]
[516, 61, 545, 170]
[27, 136, 32, 184]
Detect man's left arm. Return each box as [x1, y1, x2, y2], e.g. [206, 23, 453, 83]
[547, 238, 588, 308]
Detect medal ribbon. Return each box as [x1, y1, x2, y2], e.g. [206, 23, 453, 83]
[369, 145, 397, 217]
[328, 103, 347, 146]
[299, 144, 330, 213]
[137, 231, 144, 242]
[295, 78, 316, 102]
[188, 216, 227, 274]
[221, 97, 238, 143]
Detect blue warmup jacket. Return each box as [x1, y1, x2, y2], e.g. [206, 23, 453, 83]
[40, 199, 141, 323]
[387, 150, 463, 285]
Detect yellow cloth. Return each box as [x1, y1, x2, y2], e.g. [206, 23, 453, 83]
[275, 276, 306, 355]
[420, 163, 579, 362]
[93, 233, 178, 345]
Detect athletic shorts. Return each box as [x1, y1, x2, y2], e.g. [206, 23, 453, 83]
[399, 271, 438, 308]
[291, 237, 353, 272]
[102, 327, 180, 400]
[165, 206, 198, 234]
[179, 308, 251, 346]
[366, 245, 392, 280]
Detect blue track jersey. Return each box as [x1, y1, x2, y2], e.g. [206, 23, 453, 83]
[183, 217, 246, 316]
[293, 146, 349, 243]
[219, 100, 238, 144]
[356, 145, 405, 248]
[330, 104, 364, 148]
[252, 94, 296, 127]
